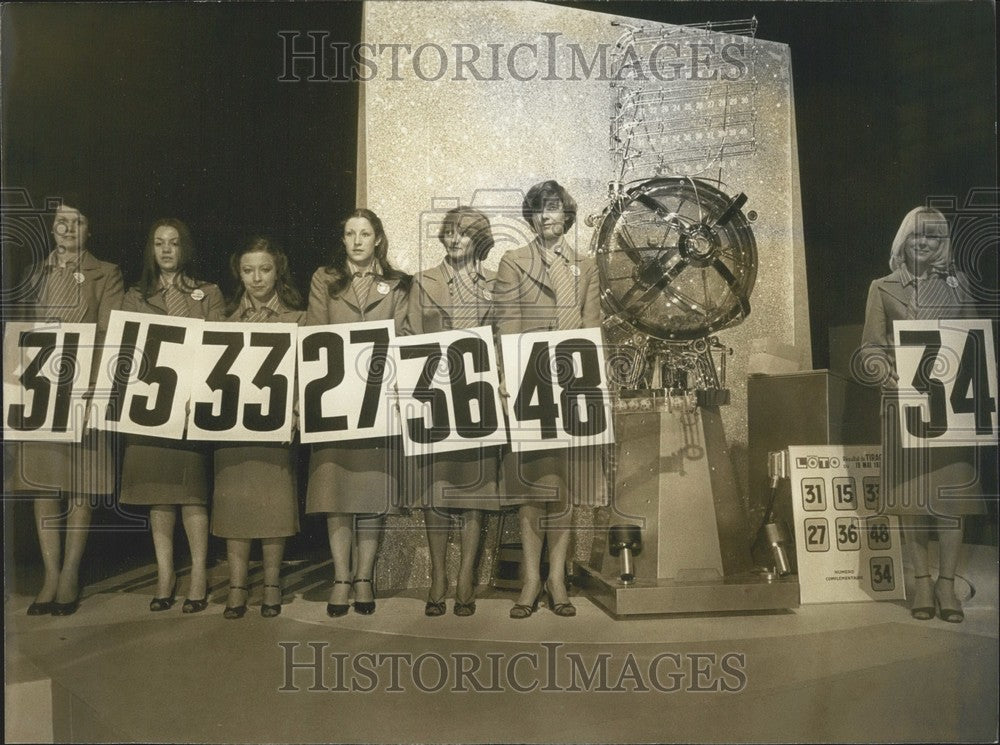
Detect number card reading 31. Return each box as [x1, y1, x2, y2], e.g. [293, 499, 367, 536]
[3, 322, 97, 441]
[187, 322, 297, 442]
[501, 328, 614, 453]
[788, 445, 904, 604]
[297, 320, 396, 444]
[94, 311, 204, 439]
[893, 319, 997, 449]
[393, 326, 506, 457]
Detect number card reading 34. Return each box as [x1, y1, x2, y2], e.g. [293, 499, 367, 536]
[393, 326, 506, 457]
[297, 320, 396, 444]
[187, 322, 297, 442]
[3, 322, 97, 441]
[501, 328, 614, 453]
[94, 310, 204, 438]
[788, 445, 904, 604]
[893, 319, 997, 449]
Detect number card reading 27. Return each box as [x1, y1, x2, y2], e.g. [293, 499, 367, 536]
[3, 322, 97, 441]
[893, 319, 997, 449]
[297, 320, 396, 444]
[501, 328, 614, 453]
[393, 326, 506, 457]
[187, 322, 297, 442]
[94, 311, 204, 439]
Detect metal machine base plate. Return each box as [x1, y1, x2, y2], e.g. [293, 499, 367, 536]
[575, 562, 800, 617]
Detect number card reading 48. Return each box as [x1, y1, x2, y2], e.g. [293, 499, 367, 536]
[3, 322, 98, 441]
[788, 445, 904, 604]
[393, 326, 506, 457]
[297, 320, 396, 444]
[893, 319, 997, 449]
[501, 328, 614, 453]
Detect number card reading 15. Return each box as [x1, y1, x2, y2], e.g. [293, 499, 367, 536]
[393, 326, 506, 457]
[893, 319, 997, 449]
[93, 310, 204, 439]
[186, 322, 297, 442]
[501, 328, 614, 453]
[3, 322, 97, 441]
[297, 320, 396, 444]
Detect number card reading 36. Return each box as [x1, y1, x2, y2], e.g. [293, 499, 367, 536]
[94, 311, 204, 438]
[501, 328, 614, 453]
[3, 322, 97, 441]
[297, 320, 396, 444]
[893, 319, 997, 449]
[187, 322, 297, 442]
[393, 326, 506, 457]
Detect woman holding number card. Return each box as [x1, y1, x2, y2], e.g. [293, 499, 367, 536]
[211, 237, 304, 619]
[6, 197, 124, 616]
[493, 180, 602, 619]
[402, 207, 501, 617]
[305, 208, 409, 617]
[858, 206, 986, 623]
[119, 218, 224, 613]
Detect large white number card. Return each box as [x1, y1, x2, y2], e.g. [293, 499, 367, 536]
[93, 310, 204, 438]
[893, 319, 997, 449]
[297, 320, 397, 444]
[501, 328, 614, 453]
[393, 326, 506, 457]
[3, 322, 97, 441]
[187, 322, 297, 442]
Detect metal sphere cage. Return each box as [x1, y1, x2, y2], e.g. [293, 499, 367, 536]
[592, 177, 758, 343]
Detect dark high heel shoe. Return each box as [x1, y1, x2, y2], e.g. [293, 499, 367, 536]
[545, 579, 577, 617]
[353, 578, 375, 615]
[453, 595, 476, 617]
[910, 574, 934, 620]
[223, 585, 248, 620]
[51, 594, 80, 617]
[935, 576, 964, 623]
[182, 596, 209, 614]
[149, 578, 178, 612]
[509, 589, 542, 619]
[326, 580, 352, 617]
[261, 584, 282, 618]
[26, 600, 55, 616]
[425, 594, 446, 617]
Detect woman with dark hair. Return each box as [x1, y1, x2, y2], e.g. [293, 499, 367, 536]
[494, 180, 601, 619]
[305, 208, 409, 616]
[403, 207, 500, 617]
[7, 198, 124, 616]
[858, 206, 986, 623]
[212, 237, 304, 618]
[119, 218, 224, 613]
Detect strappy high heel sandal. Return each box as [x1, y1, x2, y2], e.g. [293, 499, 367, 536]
[509, 589, 543, 619]
[327, 580, 352, 617]
[910, 574, 934, 620]
[261, 583, 282, 618]
[223, 585, 248, 620]
[545, 579, 577, 617]
[935, 576, 964, 623]
[353, 578, 375, 615]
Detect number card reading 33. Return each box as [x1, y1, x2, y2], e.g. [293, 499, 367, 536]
[393, 326, 506, 457]
[297, 320, 396, 444]
[501, 328, 614, 453]
[94, 311, 204, 439]
[893, 319, 997, 449]
[3, 322, 98, 442]
[187, 322, 297, 442]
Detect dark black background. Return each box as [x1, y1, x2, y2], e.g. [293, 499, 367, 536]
[3, 0, 996, 368]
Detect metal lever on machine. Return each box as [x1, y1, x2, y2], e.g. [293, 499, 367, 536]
[754, 450, 792, 577]
[608, 524, 642, 583]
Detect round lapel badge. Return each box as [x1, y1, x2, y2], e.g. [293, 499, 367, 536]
[946, 275, 958, 288]
[191, 288, 205, 301]
[72, 272, 86, 284]
[376, 281, 390, 295]
[569, 264, 581, 277]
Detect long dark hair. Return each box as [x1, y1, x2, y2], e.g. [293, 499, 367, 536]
[136, 218, 199, 298]
[225, 236, 303, 316]
[322, 208, 409, 296]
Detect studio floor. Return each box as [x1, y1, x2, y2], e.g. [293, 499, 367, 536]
[4, 543, 998, 744]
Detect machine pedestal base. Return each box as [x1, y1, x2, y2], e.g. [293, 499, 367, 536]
[575, 561, 800, 616]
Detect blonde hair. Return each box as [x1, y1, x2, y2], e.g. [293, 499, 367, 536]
[888, 206, 951, 274]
